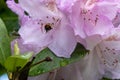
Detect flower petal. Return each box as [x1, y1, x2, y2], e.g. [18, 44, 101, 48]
[96, 1, 119, 20]
[56, 0, 77, 13]
[84, 35, 102, 50]
[19, 19, 53, 48]
[97, 41, 120, 79]
[19, 0, 56, 19]
[11, 38, 41, 54]
[6, 0, 24, 17]
[70, 0, 114, 39]
[55, 62, 83, 80]
[48, 22, 77, 58]
[79, 51, 104, 80]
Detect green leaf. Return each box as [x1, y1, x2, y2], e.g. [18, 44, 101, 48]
[29, 43, 87, 76]
[0, 1, 19, 34]
[4, 52, 33, 72]
[0, 18, 11, 66]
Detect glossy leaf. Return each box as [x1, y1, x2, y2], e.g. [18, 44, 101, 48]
[4, 52, 33, 72]
[29, 43, 87, 76]
[0, 18, 11, 66]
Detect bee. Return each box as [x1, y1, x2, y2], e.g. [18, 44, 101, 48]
[44, 24, 52, 32]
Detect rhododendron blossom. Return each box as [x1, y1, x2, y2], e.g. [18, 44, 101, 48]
[57, 0, 120, 50]
[78, 28, 120, 80]
[7, 0, 77, 58]
[50, 28, 120, 80]
[6, 0, 120, 80]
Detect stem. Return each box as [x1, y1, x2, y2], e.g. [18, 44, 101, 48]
[7, 57, 52, 80]
[8, 72, 20, 80]
[31, 57, 52, 67]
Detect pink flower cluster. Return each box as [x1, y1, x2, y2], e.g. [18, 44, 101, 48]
[7, 0, 120, 79]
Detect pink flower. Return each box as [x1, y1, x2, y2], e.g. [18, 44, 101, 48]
[57, 0, 120, 50]
[8, 0, 77, 58]
[79, 27, 120, 79]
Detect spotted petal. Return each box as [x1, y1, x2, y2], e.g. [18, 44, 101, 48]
[96, 41, 120, 79]
[70, 0, 114, 39]
[6, 0, 24, 17]
[19, 0, 56, 19]
[95, 1, 119, 20]
[18, 19, 53, 49]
